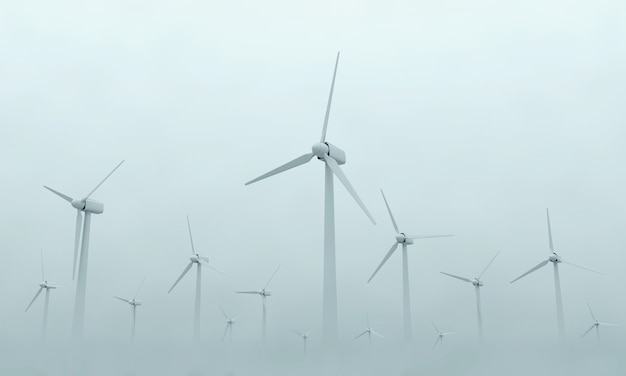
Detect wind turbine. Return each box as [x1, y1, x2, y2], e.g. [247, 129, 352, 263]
[236, 265, 280, 342]
[581, 303, 618, 343]
[431, 321, 455, 350]
[114, 278, 145, 340]
[353, 316, 383, 346]
[44, 160, 124, 340]
[292, 330, 312, 354]
[244, 52, 376, 343]
[25, 251, 58, 340]
[510, 209, 603, 340]
[440, 251, 499, 341]
[219, 306, 237, 343]
[367, 189, 453, 342]
[168, 216, 222, 340]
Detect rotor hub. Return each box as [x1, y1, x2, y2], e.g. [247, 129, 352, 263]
[395, 233, 406, 243]
[549, 253, 560, 263]
[190, 254, 200, 263]
[71, 199, 85, 210]
[312, 142, 329, 159]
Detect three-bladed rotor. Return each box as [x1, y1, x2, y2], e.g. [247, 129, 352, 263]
[580, 303, 618, 339]
[431, 320, 455, 350]
[25, 251, 58, 312]
[440, 251, 500, 288]
[236, 265, 281, 300]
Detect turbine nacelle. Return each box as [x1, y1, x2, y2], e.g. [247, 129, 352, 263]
[190, 254, 201, 263]
[131, 299, 142, 306]
[472, 278, 483, 287]
[395, 233, 413, 244]
[260, 289, 272, 297]
[72, 199, 104, 214]
[311, 142, 346, 165]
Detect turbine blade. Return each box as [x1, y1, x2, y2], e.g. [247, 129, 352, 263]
[43, 186, 73, 203]
[440, 271, 472, 283]
[443, 332, 456, 336]
[264, 265, 281, 289]
[73, 209, 83, 280]
[478, 251, 500, 279]
[580, 324, 595, 338]
[324, 156, 376, 224]
[320, 51, 340, 143]
[114, 296, 131, 304]
[367, 242, 399, 283]
[203, 262, 225, 275]
[430, 320, 440, 333]
[546, 208, 554, 252]
[380, 189, 399, 233]
[40, 250, 45, 281]
[305, 330, 313, 336]
[25, 287, 43, 312]
[510, 259, 549, 284]
[81, 160, 124, 201]
[406, 234, 454, 240]
[587, 303, 596, 321]
[561, 260, 604, 275]
[245, 153, 315, 186]
[186, 215, 195, 254]
[353, 330, 368, 340]
[599, 322, 619, 327]
[292, 329, 303, 337]
[133, 277, 146, 299]
[236, 291, 260, 294]
[168, 262, 193, 293]
[219, 306, 228, 319]
[371, 330, 384, 338]
[432, 336, 441, 350]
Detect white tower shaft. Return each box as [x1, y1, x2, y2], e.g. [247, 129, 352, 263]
[194, 263, 202, 340]
[401, 244, 411, 342]
[323, 163, 338, 344]
[72, 212, 91, 341]
[553, 262, 565, 340]
[475, 285, 483, 341]
[262, 297, 267, 342]
[42, 288, 50, 340]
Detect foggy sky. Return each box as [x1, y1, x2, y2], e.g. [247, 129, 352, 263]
[1, 0, 625, 374]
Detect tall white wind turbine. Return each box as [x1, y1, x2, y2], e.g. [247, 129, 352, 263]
[25, 251, 58, 340]
[168, 216, 221, 340]
[440, 251, 499, 341]
[510, 209, 603, 340]
[580, 303, 617, 343]
[353, 317, 383, 347]
[114, 278, 145, 340]
[292, 330, 312, 354]
[219, 306, 237, 343]
[44, 160, 124, 341]
[244, 52, 376, 344]
[431, 321, 455, 350]
[236, 265, 280, 342]
[367, 189, 453, 342]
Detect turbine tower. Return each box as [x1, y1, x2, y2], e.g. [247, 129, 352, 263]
[440, 251, 499, 341]
[353, 317, 383, 347]
[168, 216, 221, 340]
[236, 265, 280, 342]
[431, 321, 455, 350]
[25, 251, 58, 340]
[510, 209, 603, 340]
[114, 278, 145, 340]
[244, 52, 376, 344]
[581, 303, 617, 344]
[367, 189, 453, 342]
[292, 330, 312, 354]
[219, 306, 237, 343]
[44, 160, 124, 341]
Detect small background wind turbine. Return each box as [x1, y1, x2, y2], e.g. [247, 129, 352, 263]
[431, 321, 455, 350]
[244, 52, 376, 344]
[114, 277, 146, 340]
[353, 317, 383, 346]
[510, 209, 603, 340]
[292, 330, 312, 354]
[44, 160, 124, 341]
[168, 216, 222, 340]
[236, 265, 280, 342]
[440, 251, 499, 340]
[368, 189, 453, 342]
[25, 251, 58, 340]
[580, 303, 617, 343]
[219, 306, 237, 343]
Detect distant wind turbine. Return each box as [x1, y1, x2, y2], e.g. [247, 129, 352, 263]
[244, 52, 376, 344]
[581, 303, 618, 343]
[431, 321, 455, 350]
[292, 330, 312, 354]
[44, 160, 124, 341]
[236, 265, 280, 342]
[510, 209, 603, 340]
[168, 216, 222, 340]
[353, 317, 383, 346]
[440, 251, 499, 340]
[368, 189, 453, 342]
[219, 306, 237, 343]
[25, 251, 58, 340]
[114, 277, 146, 340]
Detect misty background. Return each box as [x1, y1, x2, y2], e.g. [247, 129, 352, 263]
[1, 0, 625, 374]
